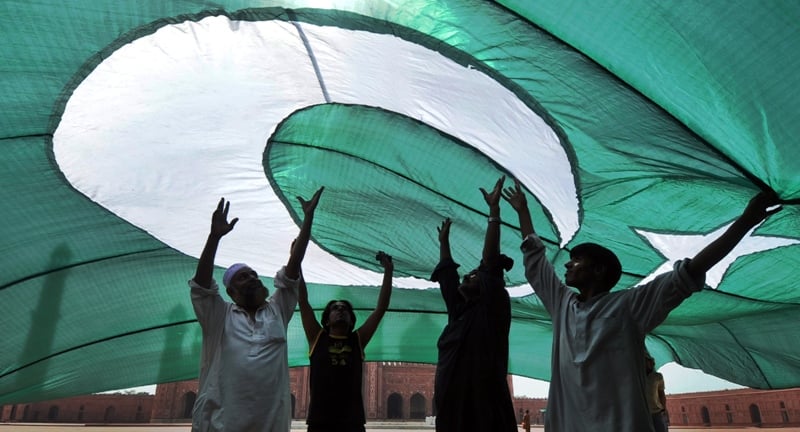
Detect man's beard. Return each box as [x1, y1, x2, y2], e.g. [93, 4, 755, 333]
[241, 280, 268, 303]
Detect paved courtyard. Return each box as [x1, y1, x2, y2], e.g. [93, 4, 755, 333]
[3, 423, 800, 432]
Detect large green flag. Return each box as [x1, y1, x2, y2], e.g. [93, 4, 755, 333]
[1, 0, 799, 404]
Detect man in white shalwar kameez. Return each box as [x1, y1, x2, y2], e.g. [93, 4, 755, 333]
[503, 181, 780, 432]
[189, 188, 323, 432]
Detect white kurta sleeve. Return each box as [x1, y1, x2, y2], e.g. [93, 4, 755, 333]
[626, 259, 705, 334]
[189, 278, 227, 332]
[521, 233, 569, 316]
[271, 266, 299, 326]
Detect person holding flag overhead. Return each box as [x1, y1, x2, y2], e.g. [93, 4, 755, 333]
[433, 176, 518, 432]
[297, 250, 394, 432]
[188, 187, 323, 432]
[502, 181, 781, 432]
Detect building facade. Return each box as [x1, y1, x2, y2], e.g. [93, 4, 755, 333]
[0, 393, 153, 423]
[666, 388, 800, 428]
[4, 364, 800, 428]
[151, 362, 460, 422]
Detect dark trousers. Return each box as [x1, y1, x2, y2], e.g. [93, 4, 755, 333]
[651, 412, 667, 432]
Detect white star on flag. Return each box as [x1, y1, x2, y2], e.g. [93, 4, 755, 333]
[636, 222, 800, 289]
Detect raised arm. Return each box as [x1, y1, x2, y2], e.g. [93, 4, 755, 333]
[357, 251, 394, 348]
[480, 176, 505, 264]
[687, 191, 782, 277]
[286, 187, 324, 280]
[502, 179, 534, 239]
[193, 198, 239, 288]
[438, 218, 453, 261]
[297, 268, 322, 345]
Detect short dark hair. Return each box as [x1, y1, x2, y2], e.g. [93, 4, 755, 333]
[321, 299, 357, 332]
[570, 242, 622, 292]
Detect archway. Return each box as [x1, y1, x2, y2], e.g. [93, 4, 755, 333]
[182, 391, 197, 418]
[104, 406, 115, 422]
[387, 393, 403, 419]
[701, 406, 710, 425]
[750, 404, 762, 425]
[410, 393, 426, 419]
[47, 405, 59, 421]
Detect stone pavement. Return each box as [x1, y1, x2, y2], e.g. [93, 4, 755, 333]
[4, 423, 800, 431]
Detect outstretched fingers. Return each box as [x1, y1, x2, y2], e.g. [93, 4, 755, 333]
[481, 176, 506, 206]
[211, 198, 238, 237]
[297, 186, 325, 215]
[501, 180, 527, 210]
[437, 218, 452, 241]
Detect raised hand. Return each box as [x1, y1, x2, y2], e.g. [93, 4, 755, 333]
[437, 218, 452, 261]
[689, 190, 784, 276]
[194, 198, 239, 287]
[298, 186, 325, 216]
[287, 186, 325, 279]
[210, 198, 239, 239]
[740, 191, 782, 227]
[377, 251, 394, 272]
[480, 176, 506, 208]
[501, 180, 527, 212]
[438, 218, 452, 244]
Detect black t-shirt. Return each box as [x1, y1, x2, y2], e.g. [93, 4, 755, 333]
[307, 330, 365, 428]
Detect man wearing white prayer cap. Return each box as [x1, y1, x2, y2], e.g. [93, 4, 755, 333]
[189, 187, 324, 432]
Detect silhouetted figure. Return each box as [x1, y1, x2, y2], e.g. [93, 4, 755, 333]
[433, 177, 517, 432]
[646, 353, 668, 432]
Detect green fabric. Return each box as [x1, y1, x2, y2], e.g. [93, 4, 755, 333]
[1, 0, 799, 404]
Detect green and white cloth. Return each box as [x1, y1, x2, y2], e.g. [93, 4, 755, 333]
[1, 0, 799, 404]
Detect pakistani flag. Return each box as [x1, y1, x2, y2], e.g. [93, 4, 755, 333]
[2, 0, 799, 404]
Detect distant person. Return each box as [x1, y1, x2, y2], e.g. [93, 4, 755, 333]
[503, 181, 781, 432]
[189, 187, 323, 432]
[298, 251, 394, 432]
[646, 353, 668, 432]
[522, 409, 531, 432]
[433, 177, 517, 432]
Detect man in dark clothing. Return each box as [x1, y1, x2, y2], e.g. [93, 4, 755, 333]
[433, 177, 517, 432]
